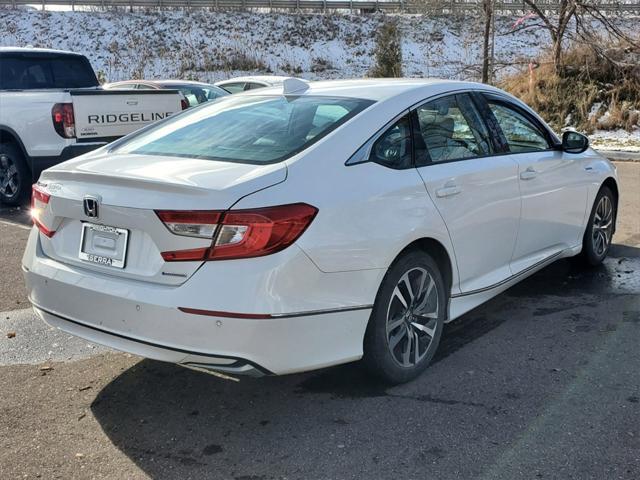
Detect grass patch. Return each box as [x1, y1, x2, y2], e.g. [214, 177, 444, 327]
[500, 41, 640, 132]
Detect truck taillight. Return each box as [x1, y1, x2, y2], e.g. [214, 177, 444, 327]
[31, 184, 55, 238]
[157, 203, 318, 262]
[51, 103, 76, 138]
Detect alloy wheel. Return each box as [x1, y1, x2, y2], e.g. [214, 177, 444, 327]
[0, 153, 19, 199]
[386, 267, 439, 367]
[592, 195, 613, 257]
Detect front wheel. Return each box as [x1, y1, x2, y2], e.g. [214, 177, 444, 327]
[580, 186, 616, 266]
[363, 250, 446, 384]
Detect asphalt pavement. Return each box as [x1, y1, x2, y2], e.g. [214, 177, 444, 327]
[0, 162, 638, 480]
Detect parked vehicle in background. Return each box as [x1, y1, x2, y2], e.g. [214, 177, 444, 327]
[23, 78, 619, 384]
[104, 79, 229, 108]
[214, 75, 291, 94]
[0, 47, 183, 205]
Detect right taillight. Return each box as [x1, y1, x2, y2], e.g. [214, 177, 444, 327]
[51, 103, 76, 138]
[157, 203, 318, 262]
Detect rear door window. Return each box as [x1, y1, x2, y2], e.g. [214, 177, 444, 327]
[414, 94, 491, 164]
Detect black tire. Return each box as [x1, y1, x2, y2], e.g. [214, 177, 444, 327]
[0, 143, 30, 206]
[363, 249, 446, 384]
[580, 186, 616, 267]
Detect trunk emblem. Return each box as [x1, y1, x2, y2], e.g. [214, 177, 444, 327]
[83, 196, 100, 219]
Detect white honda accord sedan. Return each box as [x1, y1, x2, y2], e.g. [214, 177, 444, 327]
[23, 78, 619, 383]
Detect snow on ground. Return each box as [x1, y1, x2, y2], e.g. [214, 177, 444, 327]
[1, 8, 639, 149]
[590, 129, 640, 153]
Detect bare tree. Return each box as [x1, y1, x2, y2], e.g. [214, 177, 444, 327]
[481, 0, 493, 83]
[519, 0, 638, 75]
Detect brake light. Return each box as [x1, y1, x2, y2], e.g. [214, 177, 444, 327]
[31, 184, 55, 238]
[51, 103, 75, 138]
[157, 203, 317, 262]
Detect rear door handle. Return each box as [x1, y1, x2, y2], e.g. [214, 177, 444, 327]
[436, 182, 461, 198]
[520, 167, 538, 180]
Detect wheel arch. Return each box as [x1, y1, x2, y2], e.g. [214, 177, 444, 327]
[601, 176, 619, 233]
[395, 237, 454, 304]
[0, 126, 31, 172]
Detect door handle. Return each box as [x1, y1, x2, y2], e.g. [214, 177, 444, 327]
[520, 167, 537, 180]
[436, 182, 461, 198]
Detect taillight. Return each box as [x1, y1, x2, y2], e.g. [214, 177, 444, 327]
[157, 203, 318, 262]
[51, 103, 75, 138]
[31, 184, 55, 238]
[156, 210, 221, 238]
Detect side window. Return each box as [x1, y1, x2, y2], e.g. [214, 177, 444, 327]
[415, 94, 491, 164]
[220, 82, 245, 94]
[245, 82, 266, 90]
[137, 84, 156, 90]
[486, 100, 550, 153]
[369, 115, 412, 169]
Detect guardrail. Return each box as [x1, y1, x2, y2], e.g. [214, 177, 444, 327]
[2, 0, 638, 13]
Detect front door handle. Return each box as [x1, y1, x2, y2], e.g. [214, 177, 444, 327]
[436, 182, 462, 198]
[520, 167, 538, 180]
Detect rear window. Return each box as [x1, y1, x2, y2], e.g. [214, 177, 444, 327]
[0, 54, 98, 89]
[113, 95, 374, 164]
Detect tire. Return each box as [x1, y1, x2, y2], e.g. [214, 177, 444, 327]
[0, 143, 30, 206]
[363, 249, 446, 384]
[580, 186, 616, 267]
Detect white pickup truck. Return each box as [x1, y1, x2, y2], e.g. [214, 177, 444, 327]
[0, 47, 183, 204]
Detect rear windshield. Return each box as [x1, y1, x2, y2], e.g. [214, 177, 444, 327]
[0, 54, 98, 89]
[112, 95, 374, 164]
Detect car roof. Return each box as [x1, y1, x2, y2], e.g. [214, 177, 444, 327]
[215, 75, 291, 86]
[241, 78, 499, 102]
[107, 79, 216, 86]
[0, 46, 85, 56]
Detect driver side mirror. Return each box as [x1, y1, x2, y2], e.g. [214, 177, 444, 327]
[562, 131, 589, 154]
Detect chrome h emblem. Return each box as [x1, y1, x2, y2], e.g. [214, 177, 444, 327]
[83, 196, 99, 219]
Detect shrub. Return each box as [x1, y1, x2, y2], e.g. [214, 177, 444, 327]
[369, 19, 403, 78]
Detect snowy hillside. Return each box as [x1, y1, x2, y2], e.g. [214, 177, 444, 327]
[4, 9, 636, 83]
[1, 8, 639, 150]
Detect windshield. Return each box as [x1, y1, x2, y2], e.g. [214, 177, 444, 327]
[112, 95, 374, 164]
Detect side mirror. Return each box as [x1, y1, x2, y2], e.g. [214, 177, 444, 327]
[562, 131, 589, 154]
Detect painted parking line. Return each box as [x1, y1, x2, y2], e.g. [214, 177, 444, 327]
[0, 220, 31, 231]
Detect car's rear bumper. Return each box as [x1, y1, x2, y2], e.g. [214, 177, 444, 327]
[23, 229, 382, 375]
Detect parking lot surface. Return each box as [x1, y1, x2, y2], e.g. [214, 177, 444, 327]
[0, 162, 639, 479]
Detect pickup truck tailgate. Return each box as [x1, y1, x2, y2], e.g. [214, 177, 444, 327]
[71, 90, 182, 141]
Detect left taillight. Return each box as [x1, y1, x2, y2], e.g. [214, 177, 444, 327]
[31, 184, 55, 238]
[51, 103, 75, 139]
[157, 203, 318, 262]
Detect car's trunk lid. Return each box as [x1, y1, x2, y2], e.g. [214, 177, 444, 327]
[36, 152, 286, 285]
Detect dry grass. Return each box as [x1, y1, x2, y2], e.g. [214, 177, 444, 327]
[500, 41, 640, 132]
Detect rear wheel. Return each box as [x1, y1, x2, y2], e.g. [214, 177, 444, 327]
[363, 250, 446, 384]
[580, 186, 616, 266]
[0, 143, 30, 206]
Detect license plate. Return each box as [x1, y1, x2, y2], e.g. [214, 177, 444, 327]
[78, 223, 129, 269]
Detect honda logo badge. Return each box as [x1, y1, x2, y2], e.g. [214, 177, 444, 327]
[83, 196, 100, 219]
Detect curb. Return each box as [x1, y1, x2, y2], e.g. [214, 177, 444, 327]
[595, 150, 640, 162]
